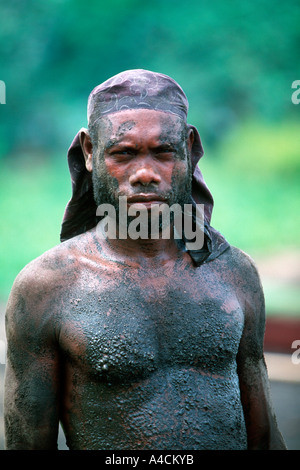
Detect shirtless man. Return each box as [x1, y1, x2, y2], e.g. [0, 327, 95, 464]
[4, 70, 286, 450]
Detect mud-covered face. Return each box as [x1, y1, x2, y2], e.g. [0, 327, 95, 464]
[91, 109, 193, 212]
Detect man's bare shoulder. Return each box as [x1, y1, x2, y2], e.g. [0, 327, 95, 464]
[219, 244, 265, 335]
[8, 230, 98, 305]
[219, 244, 263, 291]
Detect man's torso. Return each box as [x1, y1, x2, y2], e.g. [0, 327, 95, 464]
[50, 231, 248, 450]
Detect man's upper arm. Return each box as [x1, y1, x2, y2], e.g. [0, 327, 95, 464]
[4, 262, 61, 450]
[234, 249, 286, 449]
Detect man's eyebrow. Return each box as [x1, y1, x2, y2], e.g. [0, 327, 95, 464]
[152, 143, 177, 151]
[104, 138, 124, 150]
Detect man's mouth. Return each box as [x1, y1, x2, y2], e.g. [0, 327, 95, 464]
[126, 194, 167, 208]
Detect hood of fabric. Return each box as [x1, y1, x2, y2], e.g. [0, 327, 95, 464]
[60, 70, 229, 265]
[87, 69, 189, 121]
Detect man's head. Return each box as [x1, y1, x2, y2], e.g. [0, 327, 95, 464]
[81, 109, 194, 211]
[60, 69, 215, 247]
[80, 70, 195, 213]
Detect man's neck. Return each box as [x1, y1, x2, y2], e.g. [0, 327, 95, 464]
[95, 221, 184, 267]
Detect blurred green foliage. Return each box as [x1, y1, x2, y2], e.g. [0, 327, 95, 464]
[1, 0, 300, 153]
[0, 0, 299, 311]
[219, 120, 300, 176]
[202, 120, 300, 251]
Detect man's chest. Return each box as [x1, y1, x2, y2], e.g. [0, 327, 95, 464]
[59, 266, 245, 383]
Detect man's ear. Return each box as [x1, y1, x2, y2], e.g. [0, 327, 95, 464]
[187, 127, 194, 153]
[80, 128, 93, 172]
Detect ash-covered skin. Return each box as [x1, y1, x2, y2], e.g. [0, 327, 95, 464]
[4, 108, 286, 450]
[63, 264, 247, 450]
[91, 112, 192, 238]
[91, 113, 191, 210]
[6, 235, 250, 450]
[5, 231, 286, 450]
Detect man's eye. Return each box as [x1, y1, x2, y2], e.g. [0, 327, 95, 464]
[112, 150, 134, 158]
[155, 148, 175, 159]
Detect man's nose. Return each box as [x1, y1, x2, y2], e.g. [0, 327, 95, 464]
[129, 165, 161, 187]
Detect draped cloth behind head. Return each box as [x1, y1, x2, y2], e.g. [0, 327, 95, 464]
[60, 70, 229, 265]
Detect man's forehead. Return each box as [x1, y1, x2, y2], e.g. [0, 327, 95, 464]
[99, 109, 184, 141]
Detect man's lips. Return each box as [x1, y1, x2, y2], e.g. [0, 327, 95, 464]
[125, 195, 167, 211]
[126, 194, 166, 204]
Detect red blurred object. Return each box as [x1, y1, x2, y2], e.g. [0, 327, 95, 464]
[264, 317, 300, 353]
